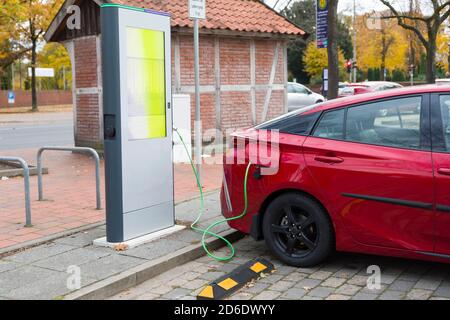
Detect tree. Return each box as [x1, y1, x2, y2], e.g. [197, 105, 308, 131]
[0, 0, 64, 111]
[0, 13, 28, 85]
[283, 0, 318, 83]
[283, 0, 352, 83]
[356, 13, 409, 78]
[327, 0, 339, 99]
[380, 0, 450, 83]
[38, 43, 71, 90]
[337, 16, 354, 60]
[436, 29, 450, 72]
[303, 41, 346, 80]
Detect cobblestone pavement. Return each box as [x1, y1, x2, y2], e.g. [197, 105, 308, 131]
[111, 237, 450, 300]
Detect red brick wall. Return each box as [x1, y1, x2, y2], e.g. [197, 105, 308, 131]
[221, 91, 252, 128]
[0, 90, 72, 108]
[73, 36, 102, 149]
[74, 37, 98, 88]
[76, 94, 100, 147]
[220, 38, 251, 86]
[70, 33, 287, 148]
[174, 34, 287, 135]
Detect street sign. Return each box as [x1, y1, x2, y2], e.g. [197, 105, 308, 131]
[189, 0, 207, 183]
[189, 0, 206, 20]
[8, 91, 15, 104]
[28, 67, 55, 78]
[322, 68, 328, 96]
[316, 0, 328, 49]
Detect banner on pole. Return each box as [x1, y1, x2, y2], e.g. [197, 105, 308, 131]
[316, 0, 328, 49]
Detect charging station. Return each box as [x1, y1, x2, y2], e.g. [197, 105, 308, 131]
[100, 4, 175, 243]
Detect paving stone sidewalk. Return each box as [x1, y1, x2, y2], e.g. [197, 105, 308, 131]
[111, 237, 450, 301]
[0, 147, 222, 250]
[0, 192, 226, 300]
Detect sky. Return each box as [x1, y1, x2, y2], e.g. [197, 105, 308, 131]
[264, 0, 420, 15]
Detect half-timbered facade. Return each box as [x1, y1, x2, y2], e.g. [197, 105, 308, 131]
[45, 0, 306, 149]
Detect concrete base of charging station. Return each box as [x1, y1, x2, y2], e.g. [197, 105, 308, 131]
[93, 225, 185, 249]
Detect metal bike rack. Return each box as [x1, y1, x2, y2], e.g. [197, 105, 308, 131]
[37, 147, 102, 210]
[0, 157, 32, 227]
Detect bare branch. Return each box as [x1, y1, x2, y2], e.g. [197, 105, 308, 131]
[381, 14, 429, 22]
[380, 0, 428, 46]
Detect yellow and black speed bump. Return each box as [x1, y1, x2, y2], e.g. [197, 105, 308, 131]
[197, 258, 275, 300]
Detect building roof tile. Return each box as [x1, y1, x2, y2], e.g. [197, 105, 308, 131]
[113, 0, 306, 36]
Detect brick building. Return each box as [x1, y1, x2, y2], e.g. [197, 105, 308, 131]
[45, 0, 306, 149]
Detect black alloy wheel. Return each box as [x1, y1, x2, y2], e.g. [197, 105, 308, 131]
[263, 193, 334, 267]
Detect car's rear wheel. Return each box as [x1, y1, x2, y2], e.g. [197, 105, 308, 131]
[262, 193, 334, 267]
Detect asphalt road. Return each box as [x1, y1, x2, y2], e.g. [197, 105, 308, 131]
[0, 112, 74, 151]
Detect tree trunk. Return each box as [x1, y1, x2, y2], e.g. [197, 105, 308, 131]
[327, 0, 339, 100]
[381, 31, 386, 81]
[425, 31, 437, 84]
[447, 43, 450, 75]
[31, 39, 38, 112]
[425, 46, 436, 84]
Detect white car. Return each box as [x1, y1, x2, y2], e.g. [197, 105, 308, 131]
[287, 82, 325, 112]
[436, 79, 450, 85]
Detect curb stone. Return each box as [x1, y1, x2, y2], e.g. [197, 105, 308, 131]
[64, 230, 245, 300]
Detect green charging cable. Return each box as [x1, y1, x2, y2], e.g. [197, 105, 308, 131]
[174, 128, 252, 261]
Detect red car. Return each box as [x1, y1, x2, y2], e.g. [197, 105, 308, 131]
[338, 81, 403, 98]
[221, 85, 450, 267]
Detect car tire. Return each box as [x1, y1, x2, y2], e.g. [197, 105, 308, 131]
[262, 193, 334, 267]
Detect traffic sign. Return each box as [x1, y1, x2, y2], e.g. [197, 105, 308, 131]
[189, 0, 206, 20]
[8, 91, 15, 104]
[28, 67, 55, 78]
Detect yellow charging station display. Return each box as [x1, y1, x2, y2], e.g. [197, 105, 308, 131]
[126, 27, 166, 140]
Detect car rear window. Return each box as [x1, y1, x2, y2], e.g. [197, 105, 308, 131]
[256, 107, 321, 136]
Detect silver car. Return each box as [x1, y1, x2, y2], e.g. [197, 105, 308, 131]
[287, 82, 325, 112]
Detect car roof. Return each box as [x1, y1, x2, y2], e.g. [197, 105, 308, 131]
[363, 81, 400, 85]
[303, 84, 450, 115]
[345, 84, 370, 88]
[346, 81, 401, 88]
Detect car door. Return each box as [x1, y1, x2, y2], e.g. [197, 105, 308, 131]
[303, 95, 435, 252]
[287, 84, 298, 110]
[431, 93, 450, 255]
[301, 85, 317, 106]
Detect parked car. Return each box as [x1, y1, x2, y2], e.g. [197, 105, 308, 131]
[287, 82, 325, 112]
[222, 85, 450, 267]
[338, 81, 403, 98]
[436, 79, 450, 85]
